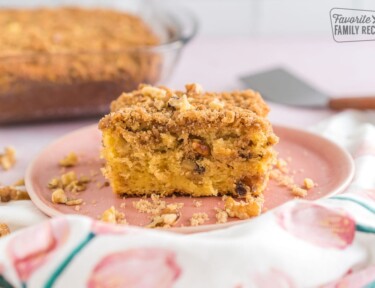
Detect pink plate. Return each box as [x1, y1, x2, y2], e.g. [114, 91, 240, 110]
[25, 124, 354, 233]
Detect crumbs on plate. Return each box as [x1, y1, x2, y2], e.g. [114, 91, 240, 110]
[0, 223, 10, 237]
[0, 146, 16, 171]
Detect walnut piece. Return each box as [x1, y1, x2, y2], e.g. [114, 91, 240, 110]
[59, 152, 78, 167]
[0, 146, 16, 171]
[209, 98, 225, 110]
[168, 94, 194, 111]
[0, 223, 10, 237]
[141, 86, 167, 99]
[146, 212, 179, 228]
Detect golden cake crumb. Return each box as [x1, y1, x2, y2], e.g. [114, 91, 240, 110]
[66, 198, 83, 206]
[120, 202, 126, 209]
[12, 178, 25, 186]
[0, 185, 30, 202]
[275, 158, 288, 173]
[291, 186, 308, 198]
[48, 171, 90, 193]
[0, 146, 16, 171]
[51, 188, 67, 204]
[224, 196, 262, 220]
[193, 200, 202, 208]
[0, 223, 10, 237]
[101, 206, 127, 224]
[190, 213, 209, 226]
[215, 208, 228, 224]
[133, 194, 183, 215]
[74, 205, 81, 211]
[59, 152, 78, 167]
[270, 168, 308, 198]
[303, 178, 315, 190]
[146, 212, 180, 228]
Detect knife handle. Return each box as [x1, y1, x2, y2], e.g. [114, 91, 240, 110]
[329, 97, 375, 110]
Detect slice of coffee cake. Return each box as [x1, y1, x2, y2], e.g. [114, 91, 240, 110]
[99, 83, 278, 203]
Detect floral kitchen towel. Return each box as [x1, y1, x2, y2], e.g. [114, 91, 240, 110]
[0, 110, 374, 288]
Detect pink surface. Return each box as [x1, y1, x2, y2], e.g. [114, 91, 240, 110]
[25, 124, 354, 233]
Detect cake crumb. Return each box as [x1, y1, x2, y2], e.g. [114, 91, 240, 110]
[0, 223, 10, 237]
[146, 212, 179, 228]
[190, 213, 209, 226]
[209, 98, 225, 110]
[101, 206, 127, 224]
[120, 202, 126, 209]
[291, 186, 308, 198]
[0, 146, 16, 171]
[193, 200, 202, 208]
[59, 152, 78, 167]
[224, 196, 262, 220]
[303, 178, 315, 190]
[48, 171, 90, 193]
[66, 198, 83, 206]
[215, 208, 228, 224]
[133, 194, 183, 215]
[51, 189, 67, 204]
[185, 83, 203, 94]
[0, 186, 30, 202]
[275, 158, 288, 173]
[12, 178, 25, 186]
[74, 205, 81, 211]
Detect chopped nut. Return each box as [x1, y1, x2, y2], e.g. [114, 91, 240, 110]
[168, 94, 194, 111]
[100, 206, 126, 224]
[209, 98, 225, 110]
[141, 86, 167, 99]
[0, 146, 16, 171]
[215, 208, 228, 224]
[0, 223, 10, 237]
[192, 140, 210, 157]
[51, 189, 67, 204]
[303, 178, 315, 190]
[48, 171, 90, 193]
[224, 196, 262, 220]
[190, 213, 209, 226]
[185, 83, 203, 94]
[59, 152, 78, 167]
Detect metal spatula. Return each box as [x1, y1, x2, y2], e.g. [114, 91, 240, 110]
[240, 67, 375, 110]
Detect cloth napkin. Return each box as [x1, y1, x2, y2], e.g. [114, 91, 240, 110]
[1, 110, 375, 288]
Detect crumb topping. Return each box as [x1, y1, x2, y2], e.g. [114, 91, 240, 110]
[190, 212, 209, 226]
[133, 194, 183, 215]
[59, 152, 78, 167]
[215, 208, 228, 224]
[0, 146, 16, 171]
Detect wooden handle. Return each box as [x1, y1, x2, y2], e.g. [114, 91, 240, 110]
[329, 97, 375, 110]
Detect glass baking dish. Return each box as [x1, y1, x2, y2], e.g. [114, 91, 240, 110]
[0, 1, 197, 124]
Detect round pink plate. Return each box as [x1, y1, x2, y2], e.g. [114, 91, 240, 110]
[25, 124, 354, 233]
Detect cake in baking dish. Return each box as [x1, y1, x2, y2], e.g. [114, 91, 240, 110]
[99, 83, 278, 202]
